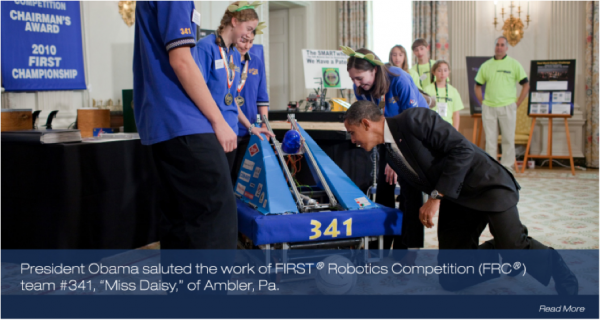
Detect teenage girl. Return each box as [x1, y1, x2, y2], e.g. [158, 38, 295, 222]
[423, 60, 464, 130]
[196, 1, 272, 170]
[231, 25, 270, 183]
[387, 45, 420, 87]
[344, 46, 427, 255]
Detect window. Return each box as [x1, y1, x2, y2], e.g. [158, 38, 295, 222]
[372, 1, 413, 66]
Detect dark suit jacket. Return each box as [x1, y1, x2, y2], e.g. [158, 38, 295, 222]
[386, 107, 520, 212]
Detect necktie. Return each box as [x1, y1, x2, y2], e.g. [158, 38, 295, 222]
[385, 143, 423, 188]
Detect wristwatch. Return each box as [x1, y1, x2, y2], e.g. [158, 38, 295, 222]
[430, 190, 443, 200]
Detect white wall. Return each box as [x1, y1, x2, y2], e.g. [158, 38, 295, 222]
[84, 1, 135, 105]
[269, 9, 290, 109]
[449, 1, 587, 157]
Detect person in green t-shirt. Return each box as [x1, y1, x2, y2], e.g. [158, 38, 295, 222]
[387, 44, 420, 87]
[423, 60, 464, 131]
[474, 36, 529, 170]
[410, 38, 437, 90]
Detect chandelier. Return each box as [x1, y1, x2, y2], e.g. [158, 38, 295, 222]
[118, 1, 136, 27]
[493, 1, 531, 46]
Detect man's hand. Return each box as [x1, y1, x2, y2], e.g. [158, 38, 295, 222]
[214, 122, 237, 153]
[419, 198, 440, 228]
[385, 164, 398, 185]
[250, 126, 275, 141]
[516, 99, 524, 108]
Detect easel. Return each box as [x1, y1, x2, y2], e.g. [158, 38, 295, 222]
[521, 115, 575, 175]
[471, 113, 483, 147]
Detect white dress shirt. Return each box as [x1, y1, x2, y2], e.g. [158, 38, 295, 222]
[384, 119, 419, 176]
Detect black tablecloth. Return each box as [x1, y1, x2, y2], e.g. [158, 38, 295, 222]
[1, 140, 161, 249]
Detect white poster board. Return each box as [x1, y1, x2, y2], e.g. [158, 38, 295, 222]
[301, 49, 353, 89]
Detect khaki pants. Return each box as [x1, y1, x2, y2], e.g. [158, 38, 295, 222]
[482, 103, 517, 168]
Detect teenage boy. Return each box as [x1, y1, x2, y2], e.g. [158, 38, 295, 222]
[133, 1, 238, 249]
[410, 38, 437, 90]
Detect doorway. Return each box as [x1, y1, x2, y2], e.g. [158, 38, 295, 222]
[268, 9, 289, 110]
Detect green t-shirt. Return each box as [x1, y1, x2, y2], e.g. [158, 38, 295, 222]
[423, 82, 464, 126]
[408, 68, 421, 89]
[410, 59, 437, 90]
[474, 55, 528, 107]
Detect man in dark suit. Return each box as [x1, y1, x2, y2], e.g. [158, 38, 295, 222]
[343, 100, 578, 295]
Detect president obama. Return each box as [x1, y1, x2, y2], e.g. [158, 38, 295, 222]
[344, 100, 578, 295]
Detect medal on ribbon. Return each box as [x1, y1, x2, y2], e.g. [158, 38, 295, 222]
[219, 46, 236, 106]
[236, 60, 250, 107]
[236, 96, 245, 107]
[225, 93, 234, 105]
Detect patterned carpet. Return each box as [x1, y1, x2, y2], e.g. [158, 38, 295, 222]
[424, 168, 599, 250]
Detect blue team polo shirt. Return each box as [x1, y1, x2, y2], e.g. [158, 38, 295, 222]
[196, 34, 242, 134]
[133, 1, 214, 145]
[237, 52, 269, 137]
[354, 66, 428, 117]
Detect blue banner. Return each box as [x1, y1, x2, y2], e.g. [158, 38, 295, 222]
[2, 249, 597, 295]
[1, 249, 598, 318]
[1, 1, 86, 91]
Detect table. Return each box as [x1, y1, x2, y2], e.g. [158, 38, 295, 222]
[1, 139, 161, 249]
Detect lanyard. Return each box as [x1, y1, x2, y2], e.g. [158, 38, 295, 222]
[237, 60, 249, 93]
[434, 82, 449, 102]
[416, 60, 432, 88]
[218, 46, 235, 90]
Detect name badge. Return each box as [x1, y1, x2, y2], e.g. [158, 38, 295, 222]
[215, 59, 224, 69]
[437, 102, 448, 117]
[192, 9, 201, 26]
[419, 74, 428, 81]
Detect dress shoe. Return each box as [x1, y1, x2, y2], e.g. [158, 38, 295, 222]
[551, 248, 578, 295]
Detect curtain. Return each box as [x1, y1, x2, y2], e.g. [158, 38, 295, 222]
[338, 1, 369, 50]
[412, 1, 449, 64]
[585, 1, 599, 168]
